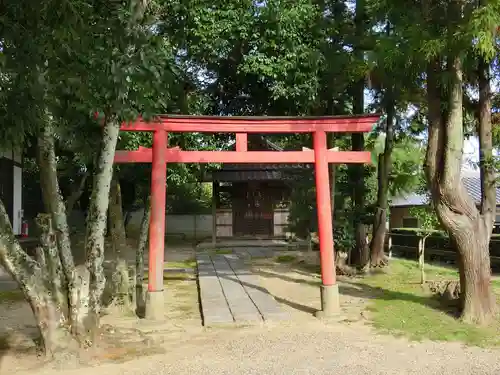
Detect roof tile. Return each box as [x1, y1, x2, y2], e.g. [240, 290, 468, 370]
[391, 175, 500, 207]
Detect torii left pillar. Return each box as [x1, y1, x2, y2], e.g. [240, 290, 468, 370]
[146, 129, 167, 320]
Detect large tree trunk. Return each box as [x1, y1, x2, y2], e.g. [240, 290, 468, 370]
[36, 123, 93, 338]
[37, 123, 75, 306]
[350, 116, 369, 267]
[33, 214, 83, 354]
[0, 200, 77, 356]
[370, 94, 394, 267]
[108, 174, 131, 309]
[454, 223, 494, 323]
[84, 119, 121, 333]
[35, 214, 67, 315]
[349, 0, 369, 268]
[425, 56, 496, 325]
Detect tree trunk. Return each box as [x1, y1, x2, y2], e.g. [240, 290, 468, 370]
[65, 171, 89, 216]
[35, 214, 67, 312]
[370, 199, 387, 266]
[108, 174, 131, 309]
[84, 119, 121, 333]
[37, 123, 93, 338]
[370, 94, 394, 267]
[453, 222, 494, 323]
[349, 0, 369, 269]
[33, 214, 83, 353]
[37, 123, 75, 302]
[425, 56, 496, 325]
[136, 196, 151, 315]
[477, 55, 495, 233]
[418, 235, 428, 285]
[350, 119, 369, 267]
[0, 200, 78, 355]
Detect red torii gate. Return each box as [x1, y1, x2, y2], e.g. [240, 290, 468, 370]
[113, 114, 379, 320]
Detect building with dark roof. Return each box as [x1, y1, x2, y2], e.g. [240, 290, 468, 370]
[389, 170, 500, 229]
[204, 135, 307, 239]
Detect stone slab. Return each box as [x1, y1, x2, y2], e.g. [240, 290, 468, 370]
[225, 256, 289, 321]
[212, 258, 262, 322]
[196, 251, 289, 327]
[196, 255, 234, 326]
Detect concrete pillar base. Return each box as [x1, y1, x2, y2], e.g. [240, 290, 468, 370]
[145, 290, 165, 320]
[314, 284, 340, 319]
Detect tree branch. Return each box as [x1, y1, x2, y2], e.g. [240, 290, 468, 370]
[424, 58, 444, 191]
[477, 55, 495, 230]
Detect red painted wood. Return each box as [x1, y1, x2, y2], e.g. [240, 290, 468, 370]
[114, 149, 371, 164]
[313, 130, 336, 286]
[109, 112, 377, 311]
[148, 130, 167, 293]
[236, 133, 247, 151]
[119, 115, 379, 133]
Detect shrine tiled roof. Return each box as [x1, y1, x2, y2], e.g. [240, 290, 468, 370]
[390, 170, 500, 207]
[207, 135, 311, 182]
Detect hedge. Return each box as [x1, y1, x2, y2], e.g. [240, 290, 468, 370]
[390, 228, 500, 257]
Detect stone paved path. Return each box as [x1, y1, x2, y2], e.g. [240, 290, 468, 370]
[196, 253, 288, 326]
[230, 247, 275, 259]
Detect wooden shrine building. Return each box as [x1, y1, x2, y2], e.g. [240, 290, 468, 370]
[206, 134, 305, 240]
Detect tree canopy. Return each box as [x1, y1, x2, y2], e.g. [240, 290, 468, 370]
[0, 0, 499, 354]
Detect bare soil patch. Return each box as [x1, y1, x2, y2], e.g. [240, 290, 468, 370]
[250, 254, 370, 323]
[0, 255, 202, 374]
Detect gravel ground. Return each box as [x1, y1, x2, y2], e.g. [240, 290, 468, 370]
[25, 321, 500, 375]
[5, 252, 500, 375]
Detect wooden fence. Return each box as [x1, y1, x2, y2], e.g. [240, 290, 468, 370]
[387, 228, 500, 266]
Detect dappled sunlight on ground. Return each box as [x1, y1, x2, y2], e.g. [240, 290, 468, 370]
[250, 257, 369, 323]
[250, 255, 500, 347]
[3, 244, 500, 374]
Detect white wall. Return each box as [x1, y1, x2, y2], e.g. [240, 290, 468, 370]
[128, 208, 291, 238]
[1, 147, 23, 235]
[127, 209, 213, 238]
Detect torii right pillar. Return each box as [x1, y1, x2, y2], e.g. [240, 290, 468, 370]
[313, 130, 339, 318]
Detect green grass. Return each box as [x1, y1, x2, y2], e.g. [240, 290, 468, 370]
[142, 259, 197, 284]
[165, 259, 197, 269]
[0, 290, 24, 302]
[214, 249, 233, 255]
[143, 271, 194, 284]
[356, 259, 500, 347]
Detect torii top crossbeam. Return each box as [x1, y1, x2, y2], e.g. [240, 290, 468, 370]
[114, 114, 379, 164]
[119, 114, 379, 133]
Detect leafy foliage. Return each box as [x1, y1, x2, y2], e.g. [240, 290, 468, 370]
[408, 206, 440, 234]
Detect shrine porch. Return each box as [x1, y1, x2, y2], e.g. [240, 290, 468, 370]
[196, 237, 309, 252]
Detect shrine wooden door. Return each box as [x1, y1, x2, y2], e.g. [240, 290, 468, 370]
[233, 182, 273, 236]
